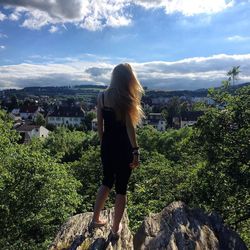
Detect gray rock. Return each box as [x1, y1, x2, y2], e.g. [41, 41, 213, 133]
[49, 201, 247, 250]
[48, 208, 133, 250]
[133, 201, 247, 250]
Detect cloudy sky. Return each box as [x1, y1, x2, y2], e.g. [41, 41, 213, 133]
[0, 0, 250, 90]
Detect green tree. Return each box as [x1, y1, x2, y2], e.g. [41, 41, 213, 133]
[0, 110, 82, 249]
[83, 111, 96, 131]
[43, 127, 98, 163]
[227, 65, 240, 86]
[34, 112, 46, 126]
[187, 85, 250, 245]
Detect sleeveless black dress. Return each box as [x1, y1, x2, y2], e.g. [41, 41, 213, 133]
[100, 91, 133, 195]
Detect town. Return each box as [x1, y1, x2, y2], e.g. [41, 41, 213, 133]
[1, 83, 239, 143]
[1, 83, 248, 143]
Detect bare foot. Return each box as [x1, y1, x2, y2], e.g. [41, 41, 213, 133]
[88, 219, 107, 234]
[91, 219, 107, 227]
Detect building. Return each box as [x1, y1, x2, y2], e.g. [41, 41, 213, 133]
[191, 97, 215, 105]
[11, 108, 20, 116]
[92, 117, 98, 131]
[47, 106, 85, 127]
[145, 112, 167, 131]
[151, 97, 170, 105]
[19, 106, 44, 120]
[173, 111, 204, 128]
[15, 124, 50, 143]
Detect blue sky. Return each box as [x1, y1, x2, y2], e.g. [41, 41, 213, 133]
[0, 0, 250, 90]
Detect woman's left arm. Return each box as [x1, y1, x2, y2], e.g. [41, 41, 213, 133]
[97, 92, 104, 144]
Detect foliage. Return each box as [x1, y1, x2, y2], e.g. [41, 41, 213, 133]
[34, 112, 46, 126]
[185, 85, 250, 245]
[227, 65, 240, 85]
[0, 111, 82, 249]
[70, 146, 104, 213]
[43, 127, 98, 162]
[127, 150, 186, 231]
[83, 111, 96, 131]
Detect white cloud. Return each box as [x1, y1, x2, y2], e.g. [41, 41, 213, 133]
[0, 11, 7, 21]
[227, 35, 250, 42]
[0, 45, 5, 49]
[9, 12, 20, 21]
[0, 0, 131, 31]
[0, 33, 8, 38]
[1, 53, 250, 90]
[21, 9, 50, 30]
[136, 0, 234, 15]
[0, 0, 236, 31]
[49, 25, 59, 33]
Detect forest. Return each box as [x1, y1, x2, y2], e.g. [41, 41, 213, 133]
[0, 83, 249, 249]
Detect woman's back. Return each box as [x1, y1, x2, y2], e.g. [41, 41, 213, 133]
[101, 90, 126, 134]
[101, 90, 132, 165]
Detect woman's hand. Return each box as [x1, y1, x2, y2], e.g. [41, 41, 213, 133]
[129, 153, 140, 169]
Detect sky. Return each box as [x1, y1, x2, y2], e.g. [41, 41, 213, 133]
[0, 0, 250, 90]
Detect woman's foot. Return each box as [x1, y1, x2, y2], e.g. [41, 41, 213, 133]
[88, 219, 107, 233]
[92, 219, 107, 227]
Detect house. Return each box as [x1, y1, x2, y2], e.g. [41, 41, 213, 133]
[172, 111, 204, 128]
[15, 124, 50, 143]
[11, 108, 20, 116]
[9, 113, 22, 123]
[145, 112, 167, 131]
[47, 106, 85, 127]
[19, 106, 44, 120]
[151, 97, 170, 105]
[191, 97, 215, 105]
[92, 118, 98, 131]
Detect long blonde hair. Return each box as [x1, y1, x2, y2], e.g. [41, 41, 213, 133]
[105, 63, 145, 128]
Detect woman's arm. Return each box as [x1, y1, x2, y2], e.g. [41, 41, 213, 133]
[97, 92, 104, 144]
[126, 113, 140, 169]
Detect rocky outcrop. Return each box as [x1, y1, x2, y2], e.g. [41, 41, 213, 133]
[49, 201, 247, 250]
[134, 201, 247, 250]
[48, 208, 133, 250]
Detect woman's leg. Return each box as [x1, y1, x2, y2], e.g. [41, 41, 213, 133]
[92, 184, 110, 222]
[112, 163, 132, 232]
[112, 194, 126, 232]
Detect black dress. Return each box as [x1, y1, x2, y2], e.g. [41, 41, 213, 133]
[100, 91, 133, 195]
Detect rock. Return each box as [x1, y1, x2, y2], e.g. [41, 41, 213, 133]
[48, 208, 133, 250]
[49, 201, 247, 250]
[133, 201, 247, 250]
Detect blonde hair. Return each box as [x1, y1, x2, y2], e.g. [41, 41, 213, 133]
[105, 63, 145, 128]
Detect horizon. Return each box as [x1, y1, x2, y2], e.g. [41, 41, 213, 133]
[1, 81, 249, 93]
[1, 1, 250, 90]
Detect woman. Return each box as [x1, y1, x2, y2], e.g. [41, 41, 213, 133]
[90, 63, 145, 242]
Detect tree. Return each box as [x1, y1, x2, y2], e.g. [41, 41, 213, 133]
[83, 111, 96, 131]
[43, 127, 98, 163]
[165, 96, 181, 126]
[34, 112, 46, 126]
[227, 66, 240, 86]
[188, 85, 250, 245]
[0, 109, 82, 249]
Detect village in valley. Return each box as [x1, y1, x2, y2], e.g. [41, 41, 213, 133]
[0, 83, 229, 143]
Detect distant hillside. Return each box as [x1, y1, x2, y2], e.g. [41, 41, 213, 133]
[146, 82, 250, 98]
[1, 82, 249, 99]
